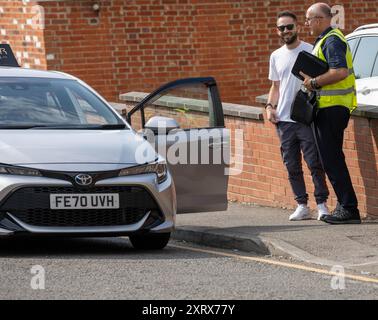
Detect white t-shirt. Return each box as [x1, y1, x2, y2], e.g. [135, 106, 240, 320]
[269, 41, 313, 122]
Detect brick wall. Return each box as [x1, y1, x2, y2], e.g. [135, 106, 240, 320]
[3, 0, 377, 103]
[39, 0, 378, 105]
[0, 0, 46, 68]
[227, 115, 378, 219]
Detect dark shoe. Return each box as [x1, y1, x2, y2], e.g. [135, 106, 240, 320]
[320, 203, 341, 222]
[322, 206, 361, 225]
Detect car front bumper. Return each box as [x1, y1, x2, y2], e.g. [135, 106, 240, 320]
[0, 172, 176, 237]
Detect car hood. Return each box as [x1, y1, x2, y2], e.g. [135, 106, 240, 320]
[0, 130, 158, 171]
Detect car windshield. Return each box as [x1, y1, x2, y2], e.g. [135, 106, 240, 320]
[0, 77, 126, 129]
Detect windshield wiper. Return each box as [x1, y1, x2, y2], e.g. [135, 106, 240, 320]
[92, 124, 127, 129]
[0, 124, 127, 130]
[0, 125, 51, 129]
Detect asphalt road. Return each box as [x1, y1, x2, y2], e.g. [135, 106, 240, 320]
[0, 237, 377, 300]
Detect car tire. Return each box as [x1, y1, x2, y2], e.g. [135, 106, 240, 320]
[129, 232, 171, 250]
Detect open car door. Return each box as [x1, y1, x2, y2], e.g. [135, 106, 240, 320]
[128, 77, 229, 213]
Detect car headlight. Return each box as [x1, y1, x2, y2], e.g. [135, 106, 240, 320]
[0, 165, 42, 177]
[119, 161, 168, 184]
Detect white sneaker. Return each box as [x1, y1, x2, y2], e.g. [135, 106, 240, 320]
[317, 202, 330, 221]
[289, 204, 312, 221]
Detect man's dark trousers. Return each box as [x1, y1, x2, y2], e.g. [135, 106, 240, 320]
[313, 105, 358, 210]
[276, 121, 329, 205]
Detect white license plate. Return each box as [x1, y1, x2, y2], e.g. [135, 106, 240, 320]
[50, 194, 120, 210]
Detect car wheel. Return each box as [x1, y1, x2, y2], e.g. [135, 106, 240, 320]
[129, 232, 171, 250]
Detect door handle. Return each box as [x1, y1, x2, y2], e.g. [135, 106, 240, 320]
[209, 142, 228, 149]
[361, 87, 371, 95]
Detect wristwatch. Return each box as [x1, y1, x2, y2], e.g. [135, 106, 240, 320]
[265, 103, 274, 110]
[311, 78, 321, 90]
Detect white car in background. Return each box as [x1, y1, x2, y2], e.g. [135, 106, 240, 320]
[346, 23, 378, 106]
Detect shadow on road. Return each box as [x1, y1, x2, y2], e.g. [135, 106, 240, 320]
[0, 237, 202, 260]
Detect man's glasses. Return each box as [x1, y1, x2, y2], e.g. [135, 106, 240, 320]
[305, 16, 325, 23]
[276, 24, 295, 32]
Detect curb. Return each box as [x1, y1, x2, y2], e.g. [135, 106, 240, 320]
[172, 227, 378, 271]
[172, 227, 271, 255]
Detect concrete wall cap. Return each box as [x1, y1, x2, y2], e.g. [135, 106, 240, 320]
[120, 92, 264, 121]
[256, 94, 378, 120]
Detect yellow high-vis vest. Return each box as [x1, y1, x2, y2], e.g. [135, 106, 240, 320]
[312, 28, 357, 113]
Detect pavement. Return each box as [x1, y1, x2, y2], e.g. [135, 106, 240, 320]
[172, 202, 378, 276]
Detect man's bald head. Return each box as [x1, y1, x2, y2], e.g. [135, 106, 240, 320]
[308, 3, 333, 20]
[306, 2, 333, 36]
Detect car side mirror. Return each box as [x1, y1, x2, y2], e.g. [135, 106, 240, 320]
[144, 116, 180, 134]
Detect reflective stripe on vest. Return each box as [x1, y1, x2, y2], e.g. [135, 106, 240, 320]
[318, 86, 356, 96]
[312, 28, 357, 113]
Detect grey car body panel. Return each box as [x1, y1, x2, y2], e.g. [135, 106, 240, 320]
[0, 129, 157, 166]
[153, 128, 230, 213]
[0, 227, 13, 236]
[130, 77, 229, 214]
[145, 116, 180, 133]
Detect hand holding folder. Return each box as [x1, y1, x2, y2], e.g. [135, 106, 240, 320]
[291, 50, 329, 80]
[290, 51, 328, 125]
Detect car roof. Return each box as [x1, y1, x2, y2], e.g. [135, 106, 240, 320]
[0, 66, 76, 80]
[346, 24, 378, 38]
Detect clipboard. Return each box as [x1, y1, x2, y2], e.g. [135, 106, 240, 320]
[291, 50, 329, 81]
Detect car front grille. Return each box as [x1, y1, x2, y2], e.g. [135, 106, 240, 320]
[9, 208, 147, 227]
[0, 186, 160, 227]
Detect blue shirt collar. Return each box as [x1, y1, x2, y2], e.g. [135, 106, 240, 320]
[314, 27, 334, 46]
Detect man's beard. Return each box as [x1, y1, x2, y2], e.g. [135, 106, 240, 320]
[281, 33, 298, 45]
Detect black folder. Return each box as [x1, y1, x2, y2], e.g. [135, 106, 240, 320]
[291, 50, 329, 81]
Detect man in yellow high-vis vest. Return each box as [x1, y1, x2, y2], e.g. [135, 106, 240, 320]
[300, 3, 360, 224]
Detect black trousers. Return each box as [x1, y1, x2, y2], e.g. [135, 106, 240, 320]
[276, 122, 329, 205]
[313, 106, 358, 210]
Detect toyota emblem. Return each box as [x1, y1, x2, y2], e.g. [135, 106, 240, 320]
[75, 174, 93, 186]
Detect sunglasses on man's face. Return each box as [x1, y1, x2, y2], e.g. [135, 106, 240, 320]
[276, 24, 295, 32]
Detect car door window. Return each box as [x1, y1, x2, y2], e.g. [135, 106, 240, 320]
[128, 79, 224, 132]
[144, 83, 211, 130]
[372, 54, 378, 77]
[347, 37, 359, 57]
[353, 36, 378, 79]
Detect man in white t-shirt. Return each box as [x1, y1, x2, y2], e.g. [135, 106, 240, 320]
[266, 11, 330, 221]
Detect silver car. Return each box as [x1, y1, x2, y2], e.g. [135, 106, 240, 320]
[0, 45, 229, 249]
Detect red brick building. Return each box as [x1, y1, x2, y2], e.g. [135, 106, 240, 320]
[2, 0, 377, 104]
[1, 0, 378, 218]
